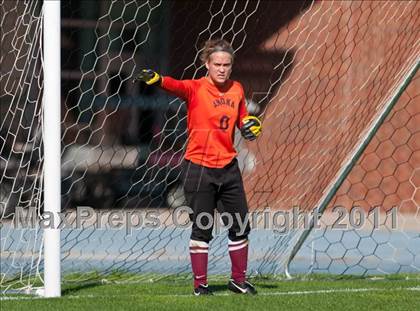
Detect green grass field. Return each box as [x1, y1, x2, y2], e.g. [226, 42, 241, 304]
[2, 274, 420, 311]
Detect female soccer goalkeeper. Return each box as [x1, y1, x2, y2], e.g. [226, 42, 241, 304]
[134, 39, 261, 296]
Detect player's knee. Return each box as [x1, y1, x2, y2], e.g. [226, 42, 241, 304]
[191, 229, 213, 244]
[228, 222, 250, 241]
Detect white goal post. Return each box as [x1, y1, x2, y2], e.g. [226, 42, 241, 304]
[42, 0, 61, 298]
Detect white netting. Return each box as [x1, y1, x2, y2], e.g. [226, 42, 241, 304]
[1, 0, 419, 293]
[1, 0, 44, 290]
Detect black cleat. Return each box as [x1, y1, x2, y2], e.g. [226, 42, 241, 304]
[227, 279, 257, 295]
[193, 284, 213, 296]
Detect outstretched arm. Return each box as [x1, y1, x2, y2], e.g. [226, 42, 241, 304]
[133, 69, 194, 101]
[160, 76, 194, 101]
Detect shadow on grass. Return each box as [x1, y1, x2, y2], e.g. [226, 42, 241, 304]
[209, 282, 280, 294]
[62, 281, 104, 296]
[207, 284, 227, 293]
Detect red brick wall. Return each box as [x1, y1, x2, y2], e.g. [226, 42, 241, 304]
[330, 72, 419, 213]
[242, 1, 419, 214]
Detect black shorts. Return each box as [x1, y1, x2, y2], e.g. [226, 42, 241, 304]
[182, 158, 250, 243]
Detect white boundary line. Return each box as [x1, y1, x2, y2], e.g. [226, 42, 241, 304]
[2, 286, 420, 300]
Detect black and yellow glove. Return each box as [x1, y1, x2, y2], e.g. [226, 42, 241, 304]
[241, 116, 262, 141]
[133, 69, 161, 93]
[133, 69, 161, 85]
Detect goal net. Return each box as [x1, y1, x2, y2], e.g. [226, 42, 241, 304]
[1, 0, 419, 294]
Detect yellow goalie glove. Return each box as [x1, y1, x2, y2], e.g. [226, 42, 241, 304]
[132, 69, 161, 85]
[241, 116, 262, 141]
[132, 69, 161, 93]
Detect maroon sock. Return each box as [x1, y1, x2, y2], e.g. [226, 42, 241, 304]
[228, 239, 248, 283]
[189, 239, 209, 288]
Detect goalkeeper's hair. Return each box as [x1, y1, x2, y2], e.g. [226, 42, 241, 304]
[200, 38, 234, 64]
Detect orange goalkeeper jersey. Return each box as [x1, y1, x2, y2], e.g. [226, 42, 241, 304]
[161, 76, 248, 168]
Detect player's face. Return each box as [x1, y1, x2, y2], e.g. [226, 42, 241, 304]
[205, 51, 232, 87]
